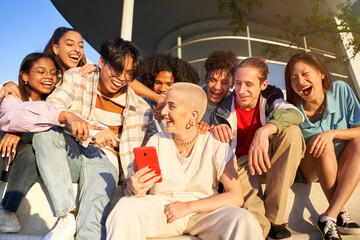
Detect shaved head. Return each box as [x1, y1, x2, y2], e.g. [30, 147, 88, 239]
[168, 83, 207, 122]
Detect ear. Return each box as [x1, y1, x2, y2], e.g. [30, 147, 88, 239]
[53, 44, 59, 55]
[191, 110, 199, 123]
[260, 79, 268, 91]
[21, 71, 29, 83]
[98, 57, 105, 69]
[205, 73, 209, 84]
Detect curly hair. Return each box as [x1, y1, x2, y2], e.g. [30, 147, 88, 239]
[174, 58, 200, 85]
[204, 50, 239, 80]
[139, 52, 199, 89]
[139, 53, 176, 89]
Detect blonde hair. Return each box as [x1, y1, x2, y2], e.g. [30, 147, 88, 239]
[168, 82, 207, 122]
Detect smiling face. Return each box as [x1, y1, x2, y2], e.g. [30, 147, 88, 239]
[234, 67, 268, 110]
[22, 57, 58, 101]
[153, 71, 174, 98]
[98, 55, 134, 97]
[290, 61, 325, 104]
[206, 70, 232, 104]
[53, 31, 84, 71]
[161, 89, 192, 135]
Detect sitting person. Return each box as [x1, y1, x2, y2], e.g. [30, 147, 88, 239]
[0, 27, 98, 234]
[32, 37, 152, 240]
[139, 52, 199, 132]
[201, 50, 239, 124]
[285, 52, 360, 240]
[211, 57, 305, 239]
[106, 82, 263, 240]
[0, 52, 91, 233]
[1, 27, 163, 107]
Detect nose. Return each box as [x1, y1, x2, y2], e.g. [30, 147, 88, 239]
[238, 83, 245, 94]
[44, 71, 52, 78]
[160, 84, 167, 92]
[297, 75, 307, 86]
[74, 44, 80, 53]
[214, 81, 222, 90]
[161, 104, 168, 116]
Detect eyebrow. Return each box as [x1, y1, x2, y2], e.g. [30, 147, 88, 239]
[64, 39, 84, 44]
[155, 79, 174, 83]
[234, 79, 254, 84]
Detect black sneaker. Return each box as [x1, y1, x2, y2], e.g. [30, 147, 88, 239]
[337, 211, 360, 235]
[267, 224, 291, 240]
[317, 216, 342, 240]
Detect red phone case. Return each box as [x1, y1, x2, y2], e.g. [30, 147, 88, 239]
[133, 146, 162, 183]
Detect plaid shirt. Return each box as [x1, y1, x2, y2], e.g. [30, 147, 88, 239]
[47, 67, 153, 180]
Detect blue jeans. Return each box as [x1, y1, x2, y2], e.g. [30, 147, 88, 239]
[33, 126, 118, 240]
[0, 132, 40, 213]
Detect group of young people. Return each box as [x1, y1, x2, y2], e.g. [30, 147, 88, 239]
[0, 26, 359, 240]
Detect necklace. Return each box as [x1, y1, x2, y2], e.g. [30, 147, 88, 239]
[174, 132, 199, 146]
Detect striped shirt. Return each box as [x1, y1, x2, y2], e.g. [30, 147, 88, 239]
[46, 67, 153, 179]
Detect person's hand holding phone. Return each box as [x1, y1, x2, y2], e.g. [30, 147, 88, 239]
[127, 166, 162, 197]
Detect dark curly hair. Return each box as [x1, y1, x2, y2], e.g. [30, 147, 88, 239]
[139, 52, 199, 89]
[174, 58, 200, 85]
[204, 50, 239, 81]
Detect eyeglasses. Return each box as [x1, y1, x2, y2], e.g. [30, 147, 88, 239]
[106, 62, 135, 83]
[31, 67, 59, 78]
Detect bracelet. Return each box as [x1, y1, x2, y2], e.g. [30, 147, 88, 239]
[127, 186, 141, 197]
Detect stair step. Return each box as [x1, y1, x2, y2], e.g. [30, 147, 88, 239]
[0, 182, 359, 239]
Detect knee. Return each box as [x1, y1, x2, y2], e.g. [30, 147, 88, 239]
[107, 197, 137, 226]
[33, 126, 63, 149]
[281, 126, 303, 144]
[348, 138, 360, 153]
[226, 207, 261, 232]
[16, 143, 36, 162]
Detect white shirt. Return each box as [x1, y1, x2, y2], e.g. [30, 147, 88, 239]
[147, 132, 233, 202]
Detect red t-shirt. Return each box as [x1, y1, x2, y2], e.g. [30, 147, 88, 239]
[234, 95, 262, 158]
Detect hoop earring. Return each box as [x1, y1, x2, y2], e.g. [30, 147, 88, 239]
[186, 120, 194, 129]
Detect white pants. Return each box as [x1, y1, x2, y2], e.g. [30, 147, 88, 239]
[106, 195, 263, 240]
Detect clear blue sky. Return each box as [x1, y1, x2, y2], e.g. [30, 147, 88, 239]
[0, 1, 100, 86]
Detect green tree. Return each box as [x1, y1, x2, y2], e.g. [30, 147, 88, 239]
[217, 0, 360, 60]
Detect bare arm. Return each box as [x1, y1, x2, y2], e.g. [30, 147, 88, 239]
[332, 126, 360, 140]
[165, 157, 243, 223]
[129, 79, 164, 104]
[0, 81, 21, 102]
[308, 126, 360, 157]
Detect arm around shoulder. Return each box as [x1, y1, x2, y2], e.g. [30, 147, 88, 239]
[269, 108, 303, 134]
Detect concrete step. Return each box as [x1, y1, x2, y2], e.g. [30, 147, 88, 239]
[0, 182, 359, 239]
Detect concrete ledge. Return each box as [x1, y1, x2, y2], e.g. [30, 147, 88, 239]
[0, 182, 359, 239]
[285, 183, 360, 240]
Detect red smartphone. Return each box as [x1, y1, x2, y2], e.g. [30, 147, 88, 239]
[133, 146, 162, 183]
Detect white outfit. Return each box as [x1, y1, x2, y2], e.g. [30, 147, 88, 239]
[106, 132, 263, 240]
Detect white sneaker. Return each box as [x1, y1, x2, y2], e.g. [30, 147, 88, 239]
[0, 206, 21, 233]
[44, 213, 76, 240]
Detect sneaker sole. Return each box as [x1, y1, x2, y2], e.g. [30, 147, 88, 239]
[0, 225, 21, 233]
[337, 226, 360, 235]
[267, 236, 292, 240]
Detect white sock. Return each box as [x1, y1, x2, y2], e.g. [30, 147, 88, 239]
[320, 215, 337, 223]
